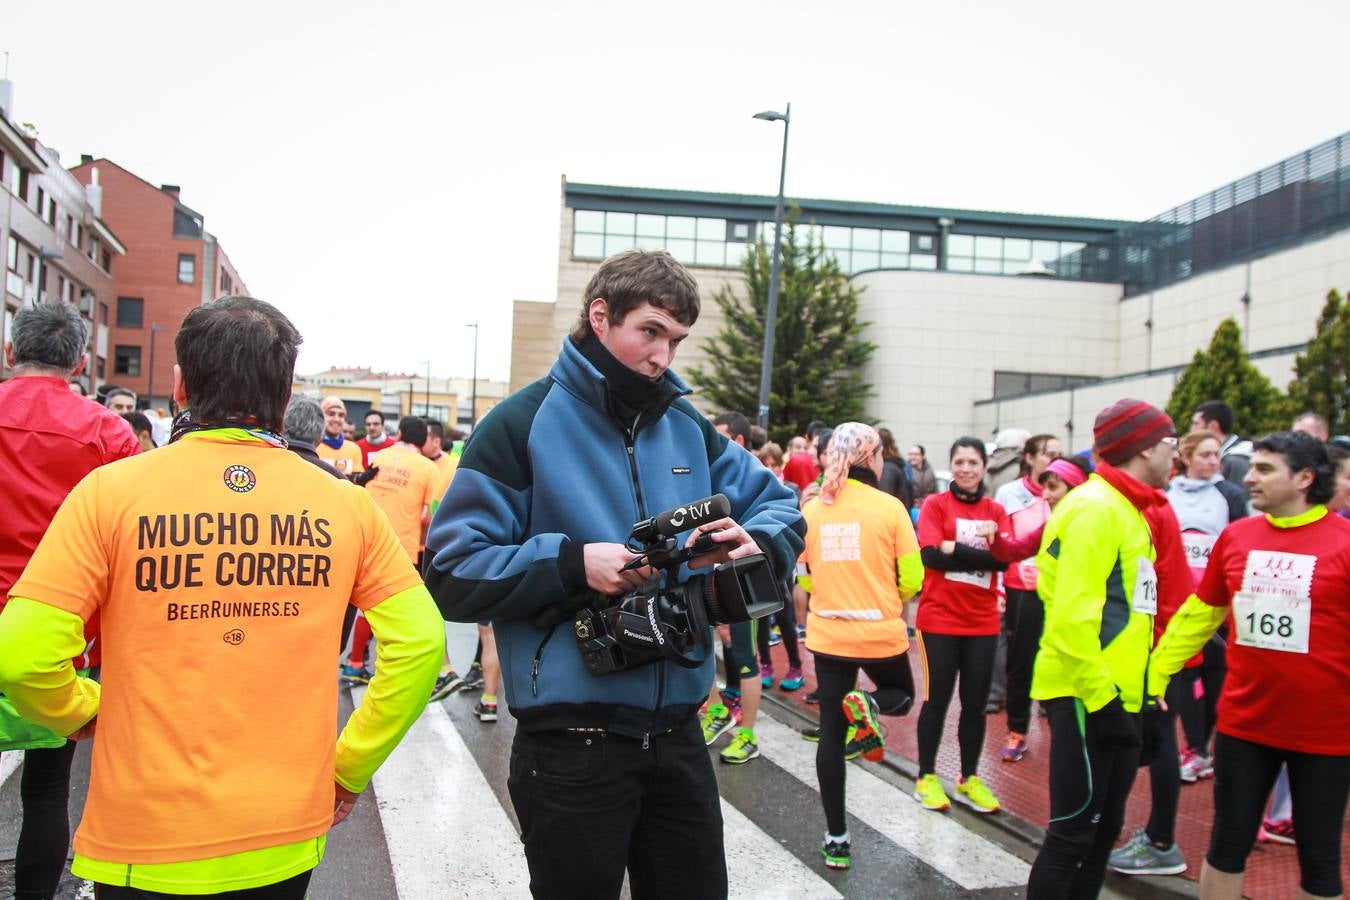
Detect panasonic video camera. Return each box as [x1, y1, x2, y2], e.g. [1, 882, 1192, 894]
[538, 494, 783, 676]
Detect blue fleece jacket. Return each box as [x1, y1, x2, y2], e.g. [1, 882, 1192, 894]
[423, 338, 805, 738]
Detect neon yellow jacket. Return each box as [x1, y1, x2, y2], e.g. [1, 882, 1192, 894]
[1031, 474, 1156, 713]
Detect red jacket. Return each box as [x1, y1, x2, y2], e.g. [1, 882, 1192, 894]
[1, 376, 141, 665]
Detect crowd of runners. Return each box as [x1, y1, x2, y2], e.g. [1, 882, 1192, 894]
[0, 248, 1347, 900]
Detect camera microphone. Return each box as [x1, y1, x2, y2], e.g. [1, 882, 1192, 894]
[630, 493, 731, 545]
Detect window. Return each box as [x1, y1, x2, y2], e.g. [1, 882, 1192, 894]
[117, 297, 144, 328]
[177, 253, 196, 284]
[220, 271, 233, 294]
[114, 345, 141, 376]
[100, 302, 109, 325]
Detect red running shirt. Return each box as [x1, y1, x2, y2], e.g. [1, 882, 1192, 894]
[916, 491, 1006, 635]
[782, 451, 820, 491]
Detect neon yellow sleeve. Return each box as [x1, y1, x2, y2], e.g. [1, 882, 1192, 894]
[897, 552, 924, 602]
[0, 598, 100, 735]
[1039, 501, 1121, 713]
[796, 574, 813, 593]
[334, 584, 444, 792]
[1148, 594, 1229, 697]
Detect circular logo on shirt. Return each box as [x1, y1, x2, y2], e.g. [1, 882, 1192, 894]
[223, 465, 257, 493]
[223, 629, 245, 645]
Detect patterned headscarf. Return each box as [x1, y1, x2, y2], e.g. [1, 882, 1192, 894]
[820, 422, 880, 505]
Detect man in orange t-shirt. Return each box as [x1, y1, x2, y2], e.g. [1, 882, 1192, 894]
[366, 416, 440, 565]
[316, 397, 364, 477]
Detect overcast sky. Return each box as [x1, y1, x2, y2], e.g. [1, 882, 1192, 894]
[9, 0, 1347, 381]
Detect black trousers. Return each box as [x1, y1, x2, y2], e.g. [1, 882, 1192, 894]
[14, 739, 79, 900]
[1004, 588, 1044, 735]
[813, 652, 915, 835]
[916, 631, 997, 778]
[1145, 700, 1181, 846]
[507, 717, 727, 900]
[95, 871, 312, 899]
[1177, 637, 1226, 753]
[756, 604, 802, 670]
[1027, 698, 1141, 899]
[1207, 732, 1350, 897]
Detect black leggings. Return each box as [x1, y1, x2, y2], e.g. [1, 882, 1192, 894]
[755, 604, 802, 670]
[1027, 698, 1141, 899]
[1145, 698, 1182, 846]
[95, 870, 313, 899]
[1207, 732, 1350, 897]
[814, 652, 915, 835]
[1177, 637, 1226, 753]
[1003, 588, 1044, 735]
[14, 740, 79, 900]
[916, 631, 997, 778]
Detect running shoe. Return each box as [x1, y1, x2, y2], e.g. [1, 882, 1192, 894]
[913, 773, 951, 811]
[760, 664, 775, 689]
[726, 694, 743, 725]
[796, 623, 807, 639]
[720, 728, 760, 765]
[841, 690, 885, 762]
[1000, 732, 1027, 763]
[1259, 818, 1295, 845]
[340, 664, 372, 684]
[428, 669, 465, 702]
[801, 726, 820, 742]
[474, 700, 498, 722]
[984, 697, 1005, 715]
[1109, 828, 1187, 876]
[1178, 749, 1214, 783]
[821, 837, 851, 870]
[955, 775, 1001, 814]
[779, 668, 805, 691]
[461, 662, 486, 692]
[768, 625, 782, 646]
[804, 690, 819, 705]
[701, 703, 736, 745]
[800, 725, 864, 759]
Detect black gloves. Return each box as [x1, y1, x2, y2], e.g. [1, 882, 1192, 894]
[352, 466, 379, 487]
[1089, 696, 1141, 750]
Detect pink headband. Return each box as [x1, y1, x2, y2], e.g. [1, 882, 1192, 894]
[1045, 458, 1087, 489]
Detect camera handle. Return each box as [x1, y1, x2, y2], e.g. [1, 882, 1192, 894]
[621, 532, 718, 572]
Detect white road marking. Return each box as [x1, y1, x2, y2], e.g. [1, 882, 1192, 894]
[1, 750, 21, 789]
[721, 796, 844, 899]
[755, 714, 1030, 890]
[352, 687, 531, 898]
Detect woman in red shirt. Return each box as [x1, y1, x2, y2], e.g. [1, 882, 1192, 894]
[913, 437, 1008, 814]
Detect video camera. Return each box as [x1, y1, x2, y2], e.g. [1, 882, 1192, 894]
[532, 494, 783, 676]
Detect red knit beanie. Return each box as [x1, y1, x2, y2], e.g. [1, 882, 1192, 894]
[1094, 399, 1175, 465]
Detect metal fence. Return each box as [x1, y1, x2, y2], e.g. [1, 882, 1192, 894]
[1060, 131, 1350, 296]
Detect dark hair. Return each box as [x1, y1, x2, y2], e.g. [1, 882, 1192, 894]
[1251, 431, 1334, 504]
[175, 296, 301, 431]
[11, 302, 88, 370]
[120, 411, 154, 439]
[815, 428, 834, 465]
[365, 409, 385, 424]
[571, 250, 700, 341]
[713, 411, 752, 447]
[1194, 400, 1235, 435]
[447, 427, 467, 442]
[398, 416, 429, 447]
[913, 444, 926, 457]
[1326, 441, 1349, 469]
[806, 420, 827, 439]
[1025, 434, 1058, 459]
[1037, 454, 1090, 485]
[950, 435, 988, 463]
[424, 417, 444, 440]
[877, 427, 901, 459]
[749, 424, 768, 452]
[104, 387, 137, 407]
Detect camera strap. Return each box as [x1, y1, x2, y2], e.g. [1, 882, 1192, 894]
[637, 592, 707, 669]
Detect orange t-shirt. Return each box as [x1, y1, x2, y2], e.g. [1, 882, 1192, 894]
[10, 433, 421, 863]
[432, 452, 459, 506]
[316, 438, 364, 476]
[366, 443, 439, 562]
[801, 480, 918, 659]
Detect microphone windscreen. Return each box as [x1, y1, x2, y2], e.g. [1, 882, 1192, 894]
[654, 493, 731, 537]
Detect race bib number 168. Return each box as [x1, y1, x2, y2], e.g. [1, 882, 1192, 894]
[1233, 591, 1310, 654]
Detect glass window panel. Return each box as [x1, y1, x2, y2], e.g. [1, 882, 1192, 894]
[881, 252, 908, 269]
[852, 249, 880, 270]
[975, 236, 1002, 258]
[912, 234, 935, 252]
[1003, 238, 1031, 261]
[666, 216, 696, 239]
[947, 234, 974, 256]
[636, 214, 665, 237]
[1060, 241, 1086, 256]
[822, 226, 852, 249]
[725, 243, 751, 268]
[1032, 240, 1060, 262]
[666, 238, 696, 263]
[697, 218, 724, 241]
[975, 257, 1002, 274]
[634, 235, 665, 251]
[1003, 259, 1029, 275]
[947, 255, 975, 272]
[827, 249, 850, 272]
[881, 230, 909, 252]
[726, 221, 754, 243]
[695, 241, 725, 266]
[851, 228, 880, 251]
[910, 254, 937, 270]
[574, 210, 605, 233]
[605, 212, 635, 235]
[573, 233, 604, 257]
[604, 234, 635, 257]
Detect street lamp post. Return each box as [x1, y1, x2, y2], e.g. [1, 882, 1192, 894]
[466, 321, 480, 429]
[753, 104, 790, 432]
[424, 360, 431, 416]
[147, 323, 163, 409]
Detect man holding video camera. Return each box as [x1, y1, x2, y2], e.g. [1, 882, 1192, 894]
[424, 250, 804, 899]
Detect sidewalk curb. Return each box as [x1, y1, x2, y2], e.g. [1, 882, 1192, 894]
[759, 690, 1201, 900]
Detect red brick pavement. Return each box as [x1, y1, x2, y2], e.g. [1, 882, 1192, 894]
[757, 638, 1346, 900]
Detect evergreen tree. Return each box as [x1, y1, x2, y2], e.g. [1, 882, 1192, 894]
[688, 217, 876, 445]
[1283, 288, 1349, 434]
[1166, 318, 1285, 437]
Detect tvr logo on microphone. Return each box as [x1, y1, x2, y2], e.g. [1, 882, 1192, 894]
[668, 499, 713, 529]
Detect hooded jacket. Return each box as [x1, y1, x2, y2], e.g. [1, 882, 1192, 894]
[1166, 475, 1230, 537]
[423, 337, 805, 739]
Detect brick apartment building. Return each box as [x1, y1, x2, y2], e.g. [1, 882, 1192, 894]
[70, 158, 248, 410]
